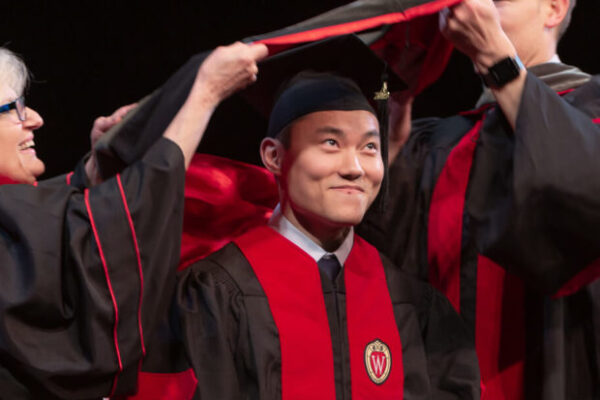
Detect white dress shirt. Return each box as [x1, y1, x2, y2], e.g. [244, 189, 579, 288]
[268, 204, 353, 266]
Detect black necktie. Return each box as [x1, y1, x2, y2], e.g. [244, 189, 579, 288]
[318, 254, 341, 282]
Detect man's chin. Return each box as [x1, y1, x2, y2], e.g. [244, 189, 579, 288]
[323, 212, 366, 227]
[327, 202, 369, 223]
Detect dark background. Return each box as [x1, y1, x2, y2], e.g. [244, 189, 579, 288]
[3, 0, 600, 178]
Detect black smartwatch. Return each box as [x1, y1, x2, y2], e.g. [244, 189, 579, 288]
[481, 55, 524, 88]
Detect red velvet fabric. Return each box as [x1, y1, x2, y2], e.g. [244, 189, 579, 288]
[126, 370, 198, 400]
[179, 154, 278, 269]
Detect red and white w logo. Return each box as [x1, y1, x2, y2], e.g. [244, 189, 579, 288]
[364, 339, 392, 384]
[370, 352, 387, 378]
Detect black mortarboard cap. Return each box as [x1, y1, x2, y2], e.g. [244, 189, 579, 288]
[267, 71, 377, 138]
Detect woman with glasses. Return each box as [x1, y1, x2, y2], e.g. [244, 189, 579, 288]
[0, 50, 45, 184]
[0, 43, 267, 399]
[0, 51, 135, 185]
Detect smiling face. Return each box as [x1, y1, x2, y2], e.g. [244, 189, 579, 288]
[0, 85, 45, 183]
[276, 110, 383, 232]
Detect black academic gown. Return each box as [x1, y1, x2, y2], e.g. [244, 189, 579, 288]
[0, 138, 185, 399]
[359, 63, 600, 399]
[145, 229, 480, 400]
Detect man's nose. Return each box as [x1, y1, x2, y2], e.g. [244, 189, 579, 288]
[338, 150, 364, 180]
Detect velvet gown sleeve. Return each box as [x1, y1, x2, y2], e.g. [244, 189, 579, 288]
[0, 137, 185, 399]
[173, 256, 248, 400]
[471, 74, 600, 294]
[421, 287, 481, 399]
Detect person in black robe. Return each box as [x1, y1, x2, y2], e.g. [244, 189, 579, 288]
[358, 0, 600, 398]
[142, 71, 481, 400]
[0, 42, 268, 399]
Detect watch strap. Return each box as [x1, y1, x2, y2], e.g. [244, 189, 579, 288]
[481, 55, 524, 88]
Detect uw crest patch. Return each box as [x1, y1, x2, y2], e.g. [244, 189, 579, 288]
[364, 339, 392, 384]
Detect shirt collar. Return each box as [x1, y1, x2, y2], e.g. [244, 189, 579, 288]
[268, 204, 354, 265]
[548, 54, 561, 64]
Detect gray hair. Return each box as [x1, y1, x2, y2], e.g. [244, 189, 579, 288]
[0, 47, 29, 98]
[558, 0, 576, 40]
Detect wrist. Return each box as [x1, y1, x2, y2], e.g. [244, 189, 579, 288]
[474, 52, 516, 75]
[84, 156, 101, 186]
[192, 70, 224, 109]
[479, 55, 524, 89]
[472, 35, 517, 74]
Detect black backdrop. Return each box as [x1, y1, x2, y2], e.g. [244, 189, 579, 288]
[3, 0, 599, 178]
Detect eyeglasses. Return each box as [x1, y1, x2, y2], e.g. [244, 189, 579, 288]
[0, 97, 26, 121]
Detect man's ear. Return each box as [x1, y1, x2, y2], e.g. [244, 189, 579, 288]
[545, 0, 570, 30]
[260, 137, 285, 176]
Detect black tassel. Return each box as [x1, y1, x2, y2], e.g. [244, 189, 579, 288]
[373, 74, 390, 214]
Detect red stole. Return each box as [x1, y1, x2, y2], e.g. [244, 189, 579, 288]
[234, 226, 403, 400]
[427, 113, 526, 400]
[428, 118, 483, 311]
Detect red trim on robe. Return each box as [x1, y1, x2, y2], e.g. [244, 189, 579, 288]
[116, 174, 146, 356]
[553, 257, 600, 298]
[84, 189, 123, 396]
[256, 0, 461, 53]
[593, 117, 600, 124]
[0, 176, 20, 185]
[128, 370, 198, 400]
[427, 117, 484, 312]
[557, 88, 576, 96]
[255, 0, 459, 96]
[234, 226, 403, 399]
[234, 226, 336, 400]
[459, 104, 494, 116]
[345, 235, 403, 399]
[460, 86, 577, 118]
[66, 171, 74, 185]
[476, 256, 525, 400]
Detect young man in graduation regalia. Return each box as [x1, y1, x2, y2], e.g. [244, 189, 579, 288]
[359, 0, 600, 398]
[152, 71, 481, 399]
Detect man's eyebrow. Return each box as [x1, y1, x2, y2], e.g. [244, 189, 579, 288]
[363, 130, 380, 138]
[315, 127, 380, 138]
[316, 126, 344, 135]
